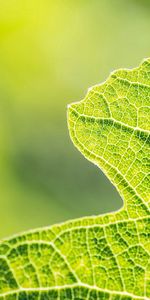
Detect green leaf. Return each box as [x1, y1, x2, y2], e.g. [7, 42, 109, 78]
[0, 59, 150, 300]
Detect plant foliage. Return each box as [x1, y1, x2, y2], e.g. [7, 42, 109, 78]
[0, 59, 150, 300]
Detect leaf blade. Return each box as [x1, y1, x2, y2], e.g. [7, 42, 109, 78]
[0, 59, 150, 300]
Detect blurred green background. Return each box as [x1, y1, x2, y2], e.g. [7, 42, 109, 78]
[0, 0, 150, 238]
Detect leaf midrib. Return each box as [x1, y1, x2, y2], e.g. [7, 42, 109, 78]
[1, 282, 148, 300]
[70, 107, 150, 135]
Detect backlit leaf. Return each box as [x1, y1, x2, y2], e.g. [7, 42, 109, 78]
[0, 59, 150, 300]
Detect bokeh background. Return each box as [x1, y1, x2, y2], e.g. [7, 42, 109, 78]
[0, 0, 150, 238]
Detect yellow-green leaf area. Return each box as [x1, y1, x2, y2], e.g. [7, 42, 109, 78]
[0, 59, 150, 300]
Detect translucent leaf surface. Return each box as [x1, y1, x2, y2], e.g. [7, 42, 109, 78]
[0, 59, 150, 300]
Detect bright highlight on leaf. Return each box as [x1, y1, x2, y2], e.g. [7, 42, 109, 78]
[0, 59, 150, 300]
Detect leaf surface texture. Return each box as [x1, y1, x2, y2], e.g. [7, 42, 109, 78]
[0, 59, 150, 300]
